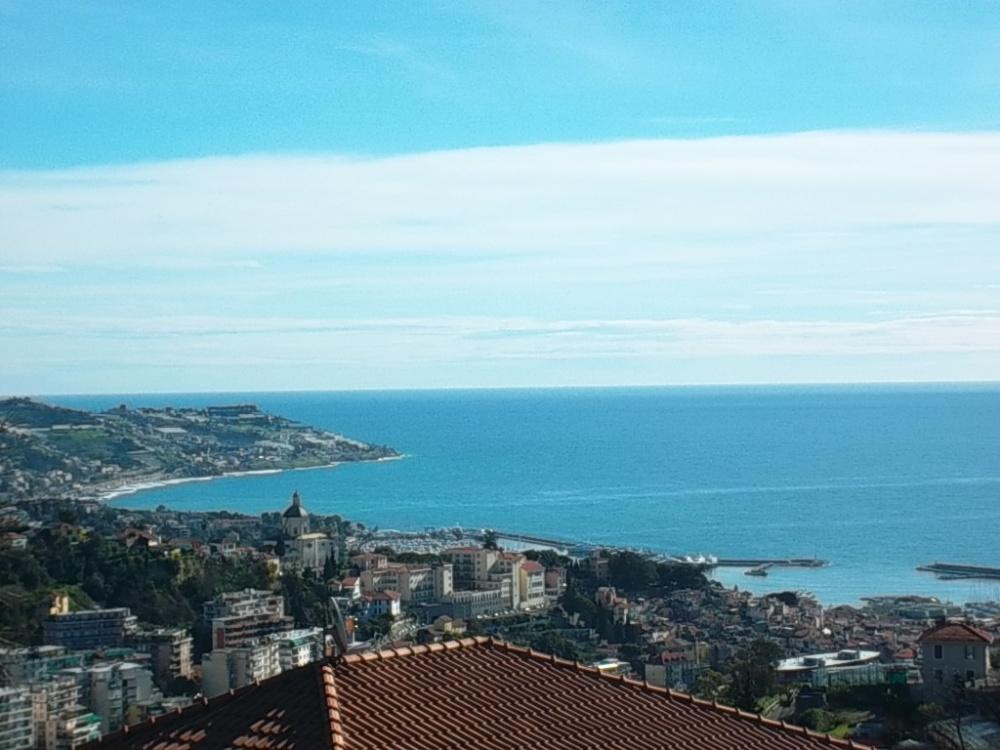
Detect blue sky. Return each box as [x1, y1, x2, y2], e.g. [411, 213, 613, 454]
[2, 1, 1000, 393]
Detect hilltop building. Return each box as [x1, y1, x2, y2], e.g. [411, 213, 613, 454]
[280, 490, 309, 539]
[280, 491, 337, 576]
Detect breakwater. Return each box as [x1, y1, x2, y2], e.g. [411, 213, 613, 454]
[918, 562, 1000, 581]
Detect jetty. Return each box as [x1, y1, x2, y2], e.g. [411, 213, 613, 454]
[917, 562, 1000, 581]
[712, 557, 828, 569]
[490, 530, 829, 569]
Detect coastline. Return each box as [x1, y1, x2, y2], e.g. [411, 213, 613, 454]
[94, 455, 407, 503]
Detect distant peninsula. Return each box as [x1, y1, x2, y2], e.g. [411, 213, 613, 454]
[0, 398, 399, 503]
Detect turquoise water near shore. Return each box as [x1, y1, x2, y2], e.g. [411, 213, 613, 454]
[52, 385, 1000, 606]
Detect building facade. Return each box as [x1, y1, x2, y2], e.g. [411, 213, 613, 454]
[128, 628, 193, 687]
[918, 621, 993, 698]
[42, 609, 135, 651]
[202, 642, 282, 699]
[204, 589, 293, 650]
[0, 687, 34, 750]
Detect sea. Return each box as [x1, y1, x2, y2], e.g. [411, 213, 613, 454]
[51, 385, 1000, 607]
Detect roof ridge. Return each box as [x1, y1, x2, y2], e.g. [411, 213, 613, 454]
[336, 636, 870, 747]
[481, 637, 873, 750]
[81, 661, 326, 749]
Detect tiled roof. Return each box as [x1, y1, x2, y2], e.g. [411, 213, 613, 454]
[918, 622, 994, 644]
[85, 662, 334, 749]
[87, 638, 872, 750]
[521, 560, 544, 573]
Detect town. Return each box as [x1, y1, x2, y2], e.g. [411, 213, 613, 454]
[0, 491, 996, 749]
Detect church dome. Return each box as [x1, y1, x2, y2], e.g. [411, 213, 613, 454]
[282, 490, 308, 518]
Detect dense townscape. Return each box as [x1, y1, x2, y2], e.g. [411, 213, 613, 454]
[1, 403, 998, 749]
[0, 488, 997, 749]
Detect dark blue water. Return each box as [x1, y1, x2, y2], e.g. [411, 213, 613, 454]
[52, 385, 1000, 605]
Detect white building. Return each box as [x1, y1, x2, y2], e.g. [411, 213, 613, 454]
[358, 563, 454, 605]
[204, 589, 293, 650]
[285, 533, 336, 575]
[272, 628, 325, 672]
[280, 492, 337, 575]
[202, 641, 282, 699]
[281, 491, 310, 539]
[445, 547, 545, 613]
[49, 707, 102, 749]
[776, 649, 882, 688]
[518, 561, 546, 610]
[359, 592, 401, 621]
[918, 621, 994, 698]
[85, 662, 160, 734]
[0, 687, 34, 750]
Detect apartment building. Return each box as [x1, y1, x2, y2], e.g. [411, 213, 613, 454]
[203, 589, 293, 649]
[85, 662, 160, 734]
[42, 609, 135, 651]
[29, 677, 100, 750]
[518, 561, 546, 609]
[0, 687, 34, 750]
[128, 628, 193, 687]
[202, 641, 281, 699]
[0, 647, 84, 684]
[272, 628, 325, 672]
[444, 547, 546, 613]
[359, 563, 454, 604]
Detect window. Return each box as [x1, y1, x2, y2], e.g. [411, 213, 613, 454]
[934, 669, 944, 684]
[965, 645, 975, 660]
[967, 670, 976, 682]
[934, 644, 943, 659]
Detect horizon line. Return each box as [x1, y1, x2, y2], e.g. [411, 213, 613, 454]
[9, 378, 1000, 401]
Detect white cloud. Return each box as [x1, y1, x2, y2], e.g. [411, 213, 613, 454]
[4, 311, 999, 361]
[3, 132, 1000, 390]
[1, 131, 999, 267]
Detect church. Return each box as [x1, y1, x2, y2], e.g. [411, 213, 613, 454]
[280, 490, 337, 576]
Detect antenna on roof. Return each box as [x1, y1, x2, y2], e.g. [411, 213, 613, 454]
[328, 595, 350, 660]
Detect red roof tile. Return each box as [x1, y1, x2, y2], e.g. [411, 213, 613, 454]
[918, 622, 994, 644]
[521, 560, 544, 573]
[88, 638, 872, 750]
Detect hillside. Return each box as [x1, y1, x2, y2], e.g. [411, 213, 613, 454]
[0, 398, 398, 503]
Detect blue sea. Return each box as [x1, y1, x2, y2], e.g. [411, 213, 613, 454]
[52, 385, 1000, 607]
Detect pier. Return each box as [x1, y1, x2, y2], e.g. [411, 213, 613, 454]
[489, 530, 828, 569]
[917, 562, 1000, 581]
[711, 558, 828, 569]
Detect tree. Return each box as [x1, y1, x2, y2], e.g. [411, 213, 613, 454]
[524, 549, 570, 569]
[692, 670, 727, 702]
[529, 632, 580, 661]
[607, 551, 656, 592]
[482, 530, 499, 550]
[655, 563, 709, 592]
[618, 643, 643, 663]
[559, 586, 598, 626]
[323, 555, 338, 582]
[728, 639, 784, 711]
